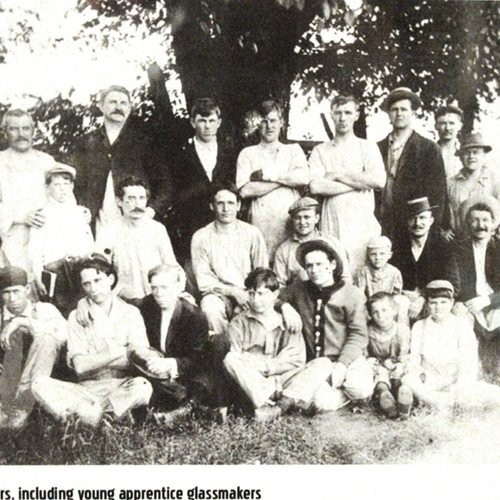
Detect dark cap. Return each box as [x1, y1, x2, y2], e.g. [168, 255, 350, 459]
[381, 87, 422, 112]
[406, 197, 438, 218]
[288, 196, 319, 215]
[459, 133, 492, 154]
[0, 267, 28, 290]
[296, 238, 341, 269]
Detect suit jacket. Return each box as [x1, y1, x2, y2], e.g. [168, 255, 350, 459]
[69, 118, 171, 226]
[391, 230, 459, 294]
[454, 238, 500, 307]
[139, 295, 210, 378]
[167, 141, 237, 262]
[378, 131, 447, 245]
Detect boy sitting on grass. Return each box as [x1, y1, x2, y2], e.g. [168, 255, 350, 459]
[224, 268, 331, 422]
[403, 280, 500, 414]
[366, 292, 413, 419]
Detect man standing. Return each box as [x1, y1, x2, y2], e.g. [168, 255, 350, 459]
[0, 109, 57, 270]
[378, 87, 446, 248]
[435, 105, 463, 180]
[0, 267, 66, 429]
[167, 98, 237, 265]
[309, 95, 386, 272]
[279, 239, 373, 411]
[273, 196, 351, 287]
[96, 176, 183, 304]
[32, 255, 152, 427]
[191, 186, 268, 335]
[70, 85, 167, 235]
[445, 133, 499, 241]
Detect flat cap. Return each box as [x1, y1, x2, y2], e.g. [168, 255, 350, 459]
[45, 162, 76, 181]
[381, 87, 422, 112]
[288, 196, 319, 215]
[425, 280, 454, 293]
[0, 267, 28, 290]
[367, 235, 392, 249]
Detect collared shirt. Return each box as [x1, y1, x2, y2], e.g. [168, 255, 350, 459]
[96, 216, 182, 300]
[473, 239, 493, 297]
[191, 220, 268, 294]
[3, 301, 67, 343]
[0, 148, 56, 269]
[411, 234, 429, 262]
[273, 229, 352, 287]
[354, 263, 403, 298]
[227, 309, 306, 376]
[67, 296, 149, 380]
[367, 322, 410, 361]
[28, 197, 94, 277]
[194, 137, 218, 181]
[447, 166, 500, 233]
[438, 140, 462, 180]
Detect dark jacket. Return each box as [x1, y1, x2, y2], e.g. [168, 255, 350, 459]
[454, 238, 500, 307]
[69, 118, 171, 227]
[391, 230, 459, 294]
[139, 295, 209, 379]
[166, 141, 237, 263]
[378, 131, 447, 246]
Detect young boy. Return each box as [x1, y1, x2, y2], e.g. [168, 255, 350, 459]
[366, 292, 413, 418]
[403, 280, 500, 413]
[224, 268, 330, 421]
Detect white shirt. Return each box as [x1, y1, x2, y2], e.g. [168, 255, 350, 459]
[194, 137, 218, 181]
[473, 239, 493, 297]
[411, 233, 429, 262]
[97, 171, 122, 235]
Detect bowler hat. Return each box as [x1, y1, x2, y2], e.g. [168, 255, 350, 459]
[296, 238, 341, 269]
[406, 197, 438, 218]
[459, 133, 492, 154]
[288, 197, 319, 215]
[0, 267, 28, 290]
[381, 87, 422, 112]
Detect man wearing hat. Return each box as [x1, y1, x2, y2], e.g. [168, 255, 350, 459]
[309, 94, 386, 273]
[28, 162, 94, 315]
[31, 255, 152, 426]
[444, 133, 499, 241]
[273, 196, 351, 287]
[435, 105, 464, 180]
[453, 197, 500, 373]
[0, 109, 62, 271]
[391, 197, 458, 320]
[378, 87, 447, 249]
[0, 266, 67, 428]
[279, 239, 372, 411]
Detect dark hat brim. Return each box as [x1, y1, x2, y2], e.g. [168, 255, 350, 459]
[296, 239, 341, 269]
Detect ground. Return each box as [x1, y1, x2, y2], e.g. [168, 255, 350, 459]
[1, 401, 500, 464]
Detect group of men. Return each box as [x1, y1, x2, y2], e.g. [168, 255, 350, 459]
[0, 79, 499, 428]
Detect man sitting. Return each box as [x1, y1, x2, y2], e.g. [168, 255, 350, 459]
[0, 267, 67, 429]
[279, 239, 373, 411]
[273, 196, 351, 287]
[32, 255, 152, 427]
[191, 185, 268, 334]
[96, 175, 183, 304]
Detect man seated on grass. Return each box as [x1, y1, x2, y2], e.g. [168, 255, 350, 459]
[224, 268, 332, 422]
[96, 175, 184, 305]
[279, 239, 373, 411]
[32, 254, 152, 427]
[0, 266, 67, 429]
[131, 264, 218, 422]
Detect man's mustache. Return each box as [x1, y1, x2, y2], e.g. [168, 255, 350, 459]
[132, 208, 145, 213]
[112, 110, 125, 116]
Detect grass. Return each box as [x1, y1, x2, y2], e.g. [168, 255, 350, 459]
[0, 403, 473, 465]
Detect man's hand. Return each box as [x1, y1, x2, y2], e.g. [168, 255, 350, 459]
[330, 362, 347, 388]
[23, 209, 46, 228]
[465, 296, 490, 315]
[0, 318, 31, 351]
[35, 278, 48, 298]
[408, 295, 425, 321]
[75, 299, 93, 328]
[280, 303, 302, 334]
[146, 357, 178, 379]
[231, 288, 249, 308]
[441, 228, 455, 243]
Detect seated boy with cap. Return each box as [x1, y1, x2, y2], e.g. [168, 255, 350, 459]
[403, 280, 500, 414]
[0, 266, 67, 429]
[273, 196, 351, 287]
[28, 163, 94, 316]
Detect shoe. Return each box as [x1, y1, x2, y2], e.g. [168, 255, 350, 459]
[215, 406, 228, 424]
[153, 401, 193, 427]
[275, 395, 295, 414]
[254, 404, 282, 423]
[378, 389, 398, 419]
[7, 408, 29, 430]
[397, 385, 413, 419]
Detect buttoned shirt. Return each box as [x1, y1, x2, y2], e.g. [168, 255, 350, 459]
[447, 166, 500, 233]
[194, 137, 218, 181]
[473, 239, 493, 297]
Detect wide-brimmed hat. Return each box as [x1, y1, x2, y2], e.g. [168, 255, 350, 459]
[381, 87, 422, 112]
[296, 238, 341, 269]
[406, 197, 438, 218]
[288, 196, 319, 215]
[460, 194, 500, 227]
[458, 133, 492, 154]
